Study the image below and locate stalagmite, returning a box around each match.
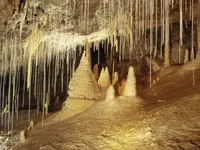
[28,120,34,130]
[152,79,156,85]
[44,102,48,115]
[123,66,136,97]
[98,67,111,89]
[184,49,189,63]
[30,120,34,130]
[20,130,26,144]
[68,51,100,100]
[105,85,115,101]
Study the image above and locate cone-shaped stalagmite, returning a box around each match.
[105,85,115,101]
[184,49,189,64]
[68,51,100,100]
[123,66,136,97]
[20,130,26,144]
[98,67,111,89]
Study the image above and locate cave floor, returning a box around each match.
[17,65,200,150]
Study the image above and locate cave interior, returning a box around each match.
[1,0,200,149]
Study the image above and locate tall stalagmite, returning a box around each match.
[98,67,111,89]
[68,51,100,100]
[123,66,136,97]
[105,85,115,102]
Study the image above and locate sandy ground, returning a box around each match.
[12,65,200,150]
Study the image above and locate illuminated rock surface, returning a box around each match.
[68,51,100,100]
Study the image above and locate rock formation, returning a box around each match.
[123,66,137,97]
[184,49,189,64]
[20,130,26,144]
[105,85,115,102]
[98,67,111,89]
[68,51,100,100]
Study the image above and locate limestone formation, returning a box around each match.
[98,67,111,89]
[20,130,26,144]
[30,120,34,129]
[184,49,189,64]
[123,66,137,97]
[152,80,156,85]
[105,85,115,102]
[68,51,100,100]
[27,120,34,130]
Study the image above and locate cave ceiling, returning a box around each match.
[1,0,199,39]
[0,0,199,74]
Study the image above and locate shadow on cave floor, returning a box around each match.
[15,64,200,150]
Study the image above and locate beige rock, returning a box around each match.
[105,85,115,101]
[98,67,111,89]
[68,51,100,100]
[184,49,189,64]
[152,80,156,85]
[123,66,137,97]
[20,130,26,144]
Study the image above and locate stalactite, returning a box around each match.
[179,0,183,63]
[20,2,27,38]
[23,26,42,89]
[149,0,154,88]
[164,1,170,67]
[155,0,158,58]
[191,0,195,86]
[160,0,164,59]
